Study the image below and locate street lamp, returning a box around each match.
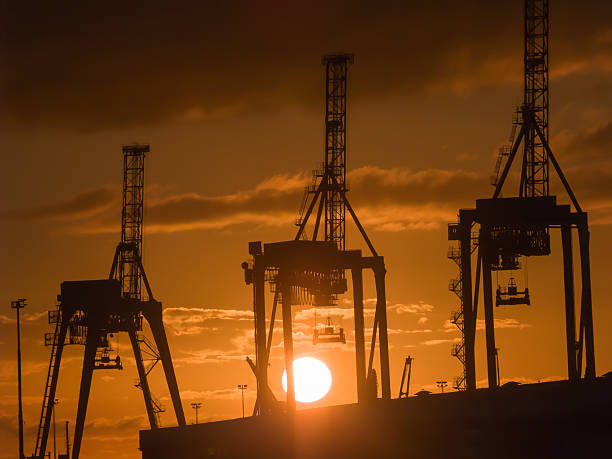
[436,380,448,393]
[11,298,27,459]
[190,402,202,424]
[237,384,248,418]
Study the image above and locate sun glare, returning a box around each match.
[282,357,332,403]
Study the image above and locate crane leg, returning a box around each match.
[254,264,268,414]
[482,256,498,389]
[578,223,595,378]
[352,267,366,402]
[561,224,578,381]
[461,224,476,390]
[72,327,99,459]
[281,279,296,411]
[374,262,391,400]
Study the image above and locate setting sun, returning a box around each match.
[282,357,332,403]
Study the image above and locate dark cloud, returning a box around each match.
[562,122,612,162]
[2,1,611,131]
[9,155,612,233]
[0,415,16,435]
[1,167,487,233]
[546,121,612,222]
[0,186,117,221]
[84,415,146,434]
[113,166,484,232]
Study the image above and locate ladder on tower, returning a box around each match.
[34,308,62,455]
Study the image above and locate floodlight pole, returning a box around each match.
[65,421,70,457]
[237,384,248,418]
[11,298,27,459]
[52,398,59,459]
[190,402,202,424]
[436,380,448,393]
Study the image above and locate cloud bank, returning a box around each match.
[2,2,611,131]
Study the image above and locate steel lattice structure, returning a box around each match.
[522,0,549,197]
[119,146,146,300]
[322,54,351,250]
[295,53,357,306]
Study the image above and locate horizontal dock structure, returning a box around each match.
[140,376,612,459]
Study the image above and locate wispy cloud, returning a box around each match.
[367,328,432,336]
[163,307,253,336]
[84,415,147,435]
[392,302,435,315]
[17,154,612,233]
[443,318,533,332]
[0,357,81,382]
[4,167,486,234]
[174,350,250,366]
[0,311,47,324]
[173,388,253,402]
[420,338,461,346]
[294,306,375,322]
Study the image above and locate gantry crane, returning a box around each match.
[33,145,185,459]
[448,0,595,391]
[243,54,390,415]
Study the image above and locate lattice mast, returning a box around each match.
[116,145,167,429]
[294,53,359,305]
[322,54,351,251]
[120,145,146,300]
[521,0,549,197]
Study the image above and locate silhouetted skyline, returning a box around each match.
[1,2,612,458]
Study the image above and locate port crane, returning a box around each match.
[32,145,185,459]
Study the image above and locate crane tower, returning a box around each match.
[522,0,549,197]
[119,147,145,299]
[322,54,351,250]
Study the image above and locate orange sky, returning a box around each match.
[1,1,612,458]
